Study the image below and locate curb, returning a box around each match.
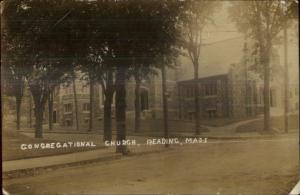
[3,153,122,180]
[2,147,169,180]
[3,148,115,172]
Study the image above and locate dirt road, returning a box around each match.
[3,135,299,194]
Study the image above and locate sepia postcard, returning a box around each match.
[1,0,299,194]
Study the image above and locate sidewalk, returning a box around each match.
[2,143,166,179]
[4,117,297,177]
[3,148,119,172]
[3,133,296,180]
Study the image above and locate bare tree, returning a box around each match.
[180,0,218,135]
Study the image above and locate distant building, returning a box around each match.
[178,74,230,119]
[25,80,104,130]
[56,80,103,129]
[177,70,259,120]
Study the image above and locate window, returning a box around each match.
[80,84,88,94]
[205,83,217,96]
[206,109,217,118]
[190,86,194,97]
[63,87,68,95]
[64,86,72,95]
[188,112,195,120]
[64,103,72,113]
[81,85,89,94]
[186,87,189,97]
[65,119,72,126]
[186,86,195,97]
[198,83,201,93]
[83,103,90,112]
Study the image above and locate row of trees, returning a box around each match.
[2,0,189,154]
[2,0,297,154]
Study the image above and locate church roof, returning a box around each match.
[177,74,228,84]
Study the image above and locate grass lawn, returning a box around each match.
[236,114,299,133]
[2,123,103,161]
[199,117,257,127]
[125,117,258,133]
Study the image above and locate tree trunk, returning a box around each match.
[89,77,94,131]
[244,40,249,116]
[102,71,115,142]
[15,95,22,130]
[103,92,113,142]
[162,64,169,148]
[34,105,44,138]
[283,22,289,133]
[31,90,47,138]
[257,8,271,132]
[134,77,141,133]
[194,62,200,135]
[263,46,271,132]
[115,67,127,154]
[72,76,79,131]
[28,80,47,138]
[48,89,54,130]
[29,95,32,128]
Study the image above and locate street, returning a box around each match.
[3,135,299,195]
